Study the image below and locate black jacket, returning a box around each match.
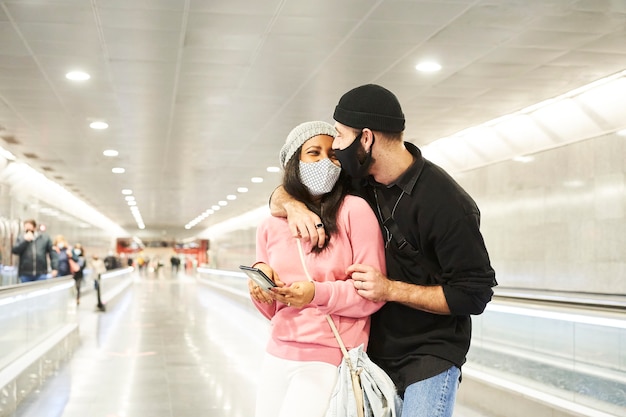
[356,142,496,392]
[12,233,58,277]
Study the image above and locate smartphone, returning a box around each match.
[239,265,277,291]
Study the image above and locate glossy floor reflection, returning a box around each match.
[13,272,486,417]
[15,273,268,417]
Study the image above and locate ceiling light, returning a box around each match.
[128,201,137,206]
[66,71,90,81]
[218,201,227,206]
[415,61,442,72]
[266,166,280,173]
[121,189,133,195]
[251,177,263,183]
[0,148,16,161]
[112,167,125,174]
[563,180,585,188]
[90,121,109,130]
[103,149,118,157]
[226,195,236,200]
[39,207,59,216]
[420,69,626,174]
[237,187,249,193]
[212,205,220,211]
[512,156,534,163]
[125,196,135,201]
[129,204,144,229]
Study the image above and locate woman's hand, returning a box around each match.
[248,263,283,304]
[271,281,315,308]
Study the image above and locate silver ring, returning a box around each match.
[315,223,324,229]
[287,302,291,307]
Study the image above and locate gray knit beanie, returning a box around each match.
[279,121,336,169]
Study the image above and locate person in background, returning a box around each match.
[12,219,58,282]
[270,85,497,417]
[248,121,387,417]
[90,254,107,311]
[137,253,147,274]
[153,257,164,275]
[104,251,118,270]
[170,252,181,274]
[53,235,76,279]
[72,243,86,305]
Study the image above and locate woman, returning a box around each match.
[53,235,75,279]
[248,121,386,417]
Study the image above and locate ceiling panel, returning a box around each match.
[0,0,624,239]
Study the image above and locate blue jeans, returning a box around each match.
[19,274,48,283]
[401,365,460,417]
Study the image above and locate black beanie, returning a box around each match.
[333,84,405,133]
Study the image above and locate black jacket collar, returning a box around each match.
[366,142,425,195]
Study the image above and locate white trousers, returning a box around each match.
[255,353,338,417]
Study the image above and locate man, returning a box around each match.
[90,254,107,311]
[270,84,496,417]
[103,251,118,270]
[170,253,181,274]
[12,219,58,282]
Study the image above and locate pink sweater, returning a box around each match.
[252,195,386,366]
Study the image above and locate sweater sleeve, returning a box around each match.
[250,221,277,320]
[314,196,386,317]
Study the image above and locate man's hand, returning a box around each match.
[347,263,392,303]
[284,200,326,249]
[270,186,326,248]
[348,264,451,314]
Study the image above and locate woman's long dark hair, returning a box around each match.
[283,148,349,254]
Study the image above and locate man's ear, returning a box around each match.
[361,128,375,150]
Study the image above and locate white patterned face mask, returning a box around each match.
[299,158,342,196]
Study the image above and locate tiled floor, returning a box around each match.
[13,272,488,417]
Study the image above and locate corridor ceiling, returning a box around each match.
[1,0,625,238]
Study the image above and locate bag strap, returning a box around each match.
[295,239,351,361]
[373,188,442,281]
[297,239,366,417]
[374,188,412,251]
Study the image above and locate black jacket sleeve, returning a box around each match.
[434,213,496,316]
[12,237,28,255]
